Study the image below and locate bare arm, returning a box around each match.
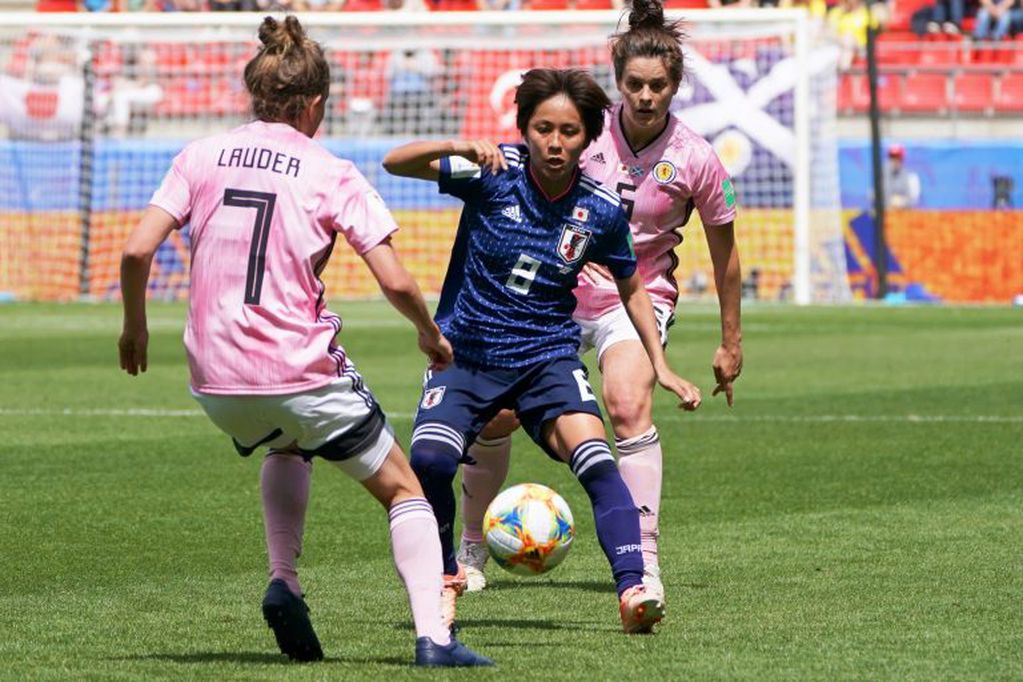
[615,271,701,411]
[704,220,743,406]
[119,205,178,375]
[382,139,507,181]
[361,239,452,370]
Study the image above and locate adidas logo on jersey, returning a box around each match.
[590,152,606,164]
[501,204,522,223]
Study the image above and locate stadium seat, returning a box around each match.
[952,71,994,113]
[876,35,916,65]
[993,72,1023,112]
[837,72,856,113]
[898,72,948,113]
[662,0,708,7]
[574,0,613,8]
[525,0,570,8]
[916,43,962,67]
[887,0,933,32]
[844,72,902,113]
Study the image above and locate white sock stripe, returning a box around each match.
[474,435,512,448]
[412,423,465,447]
[570,440,613,476]
[574,450,615,478]
[389,499,437,527]
[411,423,465,453]
[615,427,660,455]
[569,442,610,471]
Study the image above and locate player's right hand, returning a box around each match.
[657,370,702,411]
[452,139,507,174]
[419,331,453,372]
[118,326,149,376]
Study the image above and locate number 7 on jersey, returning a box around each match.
[223,188,277,305]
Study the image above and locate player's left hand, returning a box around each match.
[578,262,613,286]
[119,325,149,376]
[712,343,743,407]
[657,371,702,411]
[419,331,454,372]
[452,139,507,175]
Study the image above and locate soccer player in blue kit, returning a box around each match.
[382,68,702,634]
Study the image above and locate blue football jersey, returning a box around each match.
[434,144,636,368]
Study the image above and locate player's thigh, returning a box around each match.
[515,357,604,461]
[599,340,656,436]
[480,409,520,439]
[360,441,425,508]
[278,377,396,481]
[414,363,509,451]
[541,411,608,463]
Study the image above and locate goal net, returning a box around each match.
[0,10,848,304]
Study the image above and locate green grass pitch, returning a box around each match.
[1,301,1021,680]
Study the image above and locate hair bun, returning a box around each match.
[257,15,301,56]
[628,0,666,31]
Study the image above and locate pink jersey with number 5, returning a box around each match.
[574,103,737,321]
[149,120,397,395]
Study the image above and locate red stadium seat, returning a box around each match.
[993,72,1023,112]
[952,71,994,113]
[916,43,962,67]
[574,0,613,8]
[876,36,916,65]
[844,72,902,113]
[526,0,569,8]
[888,0,932,32]
[662,0,707,7]
[837,73,856,113]
[898,72,948,113]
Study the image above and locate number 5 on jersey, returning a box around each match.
[223,188,277,305]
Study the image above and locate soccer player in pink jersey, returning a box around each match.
[117,16,491,668]
[455,0,743,611]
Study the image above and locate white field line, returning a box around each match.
[0,408,1020,424]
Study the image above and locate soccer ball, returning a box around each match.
[482,483,575,576]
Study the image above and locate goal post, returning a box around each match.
[0,9,849,304]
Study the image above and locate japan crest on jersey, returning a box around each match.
[420,386,446,409]
[557,224,591,264]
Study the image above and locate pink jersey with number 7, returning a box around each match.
[574,103,737,321]
[149,120,397,395]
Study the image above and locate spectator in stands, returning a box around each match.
[100,45,163,137]
[828,0,872,68]
[883,144,921,209]
[477,0,521,9]
[708,0,756,7]
[973,0,1019,41]
[383,48,441,135]
[911,0,966,36]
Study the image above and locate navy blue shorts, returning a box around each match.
[415,355,603,460]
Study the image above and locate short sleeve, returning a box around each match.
[437,154,487,203]
[331,166,398,255]
[149,148,192,226]
[592,207,637,280]
[694,150,738,227]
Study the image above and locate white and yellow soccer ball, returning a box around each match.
[482,483,575,576]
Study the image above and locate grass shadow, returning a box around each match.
[483,578,612,593]
[115,652,407,666]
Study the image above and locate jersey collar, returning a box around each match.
[615,103,673,159]
[526,163,580,203]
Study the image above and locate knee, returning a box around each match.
[409,444,460,483]
[603,393,652,437]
